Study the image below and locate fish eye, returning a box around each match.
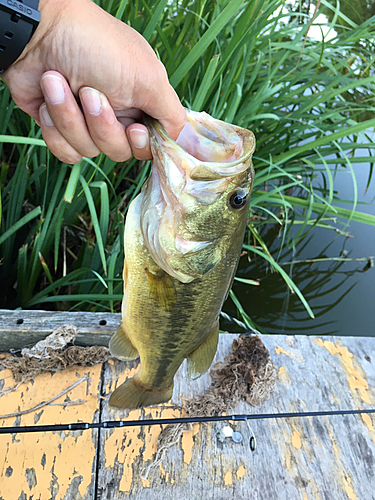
[228,190,247,209]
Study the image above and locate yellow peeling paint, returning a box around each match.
[275,346,287,355]
[159,463,166,477]
[181,422,200,464]
[362,413,373,431]
[291,430,302,449]
[327,422,341,458]
[314,339,373,405]
[103,404,182,492]
[105,412,145,492]
[275,346,305,363]
[345,477,358,500]
[224,471,233,486]
[324,415,362,500]
[278,366,291,386]
[314,338,375,437]
[236,466,246,479]
[0,365,101,500]
[104,364,140,395]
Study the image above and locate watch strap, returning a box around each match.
[0,0,40,73]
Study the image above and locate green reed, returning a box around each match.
[0,0,374,318]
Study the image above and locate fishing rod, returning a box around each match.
[1,407,374,435]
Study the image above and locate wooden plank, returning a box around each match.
[0,363,103,500]
[98,334,375,499]
[0,309,120,350]
[1,310,375,498]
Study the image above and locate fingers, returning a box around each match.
[39,103,83,164]
[79,87,151,161]
[39,71,152,163]
[126,124,152,161]
[40,71,101,163]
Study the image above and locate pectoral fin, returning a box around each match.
[109,324,139,361]
[146,268,177,309]
[169,245,222,282]
[187,322,219,380]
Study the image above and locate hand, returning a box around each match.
[2,0,186,164]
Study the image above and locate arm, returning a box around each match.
[1,0,186,163]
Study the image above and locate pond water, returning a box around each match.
[222,157,375,337]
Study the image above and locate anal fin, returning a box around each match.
[187,322,219,380]
[109,323,139,361]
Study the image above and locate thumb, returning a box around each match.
[134,63,186,141]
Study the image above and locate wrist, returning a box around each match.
[0,0,40,72]
[1,0,77,72]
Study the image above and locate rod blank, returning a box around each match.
[0,408,374,435]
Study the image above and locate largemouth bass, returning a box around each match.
[109,110,255,409]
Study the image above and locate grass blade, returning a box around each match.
[170,0,245,88]
[0,207,41,245]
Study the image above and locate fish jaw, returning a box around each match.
[142,110,255,283]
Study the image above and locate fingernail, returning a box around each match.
[80,87,102,116]
[39,104,54,127]
[128,129,148,149]
[41,74,65,105]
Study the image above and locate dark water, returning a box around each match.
[222,158,375,337]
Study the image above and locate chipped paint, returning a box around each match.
[275,346,305,363]
[323,418,361,499]
[275,346,287,355]
[104,364,140,395]
[181,422,200,464]
[278,366,291,386]
[314,338,375,437]
[0,365,101,500]
[2,330,375,497]
[103,403,181,491]
[104,410,145,492]
[236,466,246,479]
[291,430,302,449]
[141,478,151,488]
[224,471,233,486]
[326,421,341,458]
[345,476,358,500]
[314,339,372,404]
[362,413,373,431]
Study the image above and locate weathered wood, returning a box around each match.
[0,309,375,499]
[0,309,120,350]
[98,334,375,499]
[0,363,102,500]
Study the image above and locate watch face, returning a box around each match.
[0,0,40,71]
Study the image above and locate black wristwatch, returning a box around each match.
[0,0,40,73]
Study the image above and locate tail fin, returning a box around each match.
[109,376,173,409]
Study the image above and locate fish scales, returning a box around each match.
[109,110,255,409]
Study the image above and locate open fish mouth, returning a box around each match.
[145,109,255,188]
[141,109,256,283]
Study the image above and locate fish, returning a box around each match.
[109,109,255,409]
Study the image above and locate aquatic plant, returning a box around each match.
[0,0,374,322]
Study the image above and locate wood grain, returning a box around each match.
[0,309,119,350]
[0,310,375,499]
[98,334,375,499]
[0,363,102,500]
